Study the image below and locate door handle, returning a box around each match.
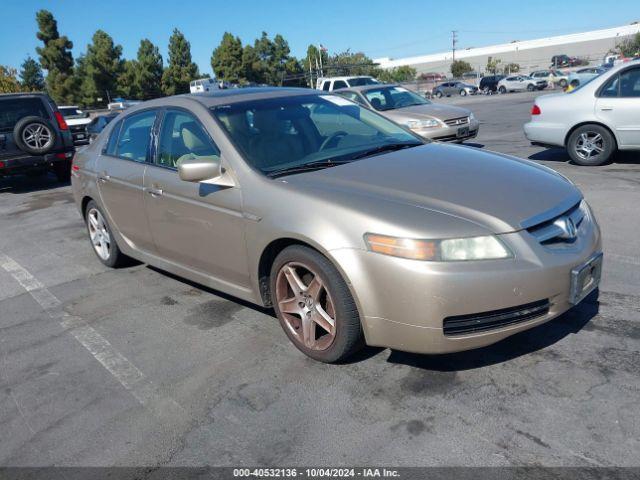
[148,187,163,197]
[97,174,111,183]
[600,106,613,111]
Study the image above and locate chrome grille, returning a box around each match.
[444,116,469,127]
[527,201,585,245]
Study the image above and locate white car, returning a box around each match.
[59,105,92,146]
[498,75,547,93]
[524,60,640,166]
[530,70,569,88]
[316,76,379,91]
[190,77,219,93]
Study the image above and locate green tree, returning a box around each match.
[81,30,124,106]
[211,32,244,83]
[486,57,501,74]
[302,44,329,87]
[0,66,21,93]
[616,32,640,57]
[162,28,199,96]
[377,65,417,83]
[136,39,163,99]
[502,63,520,74]
[326,49,378,77]
[118,59,140,99]
[19,56,45,91]
[35,9,76,103]
[242,44,261,83]
[450,60,473,78]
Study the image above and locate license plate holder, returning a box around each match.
[457,126,469,138]
[569,252,603,305]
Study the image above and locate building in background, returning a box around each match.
[375,22,640,77]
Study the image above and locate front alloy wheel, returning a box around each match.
[271,245,363,363]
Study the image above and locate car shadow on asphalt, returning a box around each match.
[529,148,639,166]
[385,289,600,372]
[0,173,70,194]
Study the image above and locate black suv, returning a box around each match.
[479,75,505,92]
[0,93,75,182]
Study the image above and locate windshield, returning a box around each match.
[363,86,431,111]
[347,77,379,86]
[212,94,422,176]
[59,107,84,117]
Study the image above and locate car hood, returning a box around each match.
[284,143,581,234]
[381,103,470,122]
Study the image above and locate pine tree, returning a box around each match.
[136,39,163,99]
[19,56,45,91]
[81,30,124,106]
[118,59,140,99]
[34,10,76,103]
[162,29,199,96]
[211,32,244,83]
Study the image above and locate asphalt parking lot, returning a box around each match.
[0,91,639,467]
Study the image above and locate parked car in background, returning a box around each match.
[190,77,219,93]
[87,112,120,142]
[0,93,74,181]
[479,75,505,93]
[335,84,479,142]
[419,72,447,82]
[107,99,141,111]
[525,60,640,166]
[550,54,581,68]
[530,70,569,88]
[568,67,606,87]
[432,81,478,98]
[71,87,601,363]
[316,76,380,91]
[498,75,547,93]
[59,105,92,146]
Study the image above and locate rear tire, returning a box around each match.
[270,245,363,363]
[498,86,506,94]
[459,89,467,96]
[567,124,615,166]
[527,84,535,91]
[435,91,443,98]
[559,79,567,88]
[84,200,130,268]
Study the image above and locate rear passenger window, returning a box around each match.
[619,68,640,98]
[105,120,122,156]
[333,80,348,90]
[115,111,156,162]
[322,82,331,91]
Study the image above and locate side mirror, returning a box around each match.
[178,155,222,183]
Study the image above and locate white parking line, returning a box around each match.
[0,253,187,418]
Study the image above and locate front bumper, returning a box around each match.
[416,118,480,142]
[330,217,601,354]
[0,150,74,176]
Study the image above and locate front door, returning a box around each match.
[97,110,157,253]
[596,66,640,148]
[143,109,250,289]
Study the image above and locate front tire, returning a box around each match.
[559,79,568,88]
[567,124,615,166]
[435,91,443,98]
[84,200,129,267]
[459,89,467,96]
[271,245,363,363]
[527,83,535,91]
[498,86,506,94]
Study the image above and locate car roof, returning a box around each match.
[122,87,324,113]
[337,84,399,93]
[0,92,49,99]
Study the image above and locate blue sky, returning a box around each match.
[1,0,638,75]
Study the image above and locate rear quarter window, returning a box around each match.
[0,97,49,132]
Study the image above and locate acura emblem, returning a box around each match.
[554,216,577,240]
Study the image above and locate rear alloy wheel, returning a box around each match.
[559,79,567,88]
[435,91,443,98]
[527,84,535,91]
[271,246,363,363]
[567,125,615,166]
[85,201,129,267]
[459,89,467,96]
[498,86,506,94]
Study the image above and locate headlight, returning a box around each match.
[404,118,441,130]
[364,233,512,261]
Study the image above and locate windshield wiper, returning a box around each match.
[266,159,353,178]
[350,142,421,160]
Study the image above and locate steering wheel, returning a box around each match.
[320,131,348,151]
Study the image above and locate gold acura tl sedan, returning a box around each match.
[71,88,602,363]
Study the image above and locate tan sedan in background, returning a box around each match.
[71,87,602,363]
[335,84,479,142]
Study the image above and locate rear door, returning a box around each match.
[96,109,157,253]
[596,66,640,147]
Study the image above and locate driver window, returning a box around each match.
[157,110,220,169]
